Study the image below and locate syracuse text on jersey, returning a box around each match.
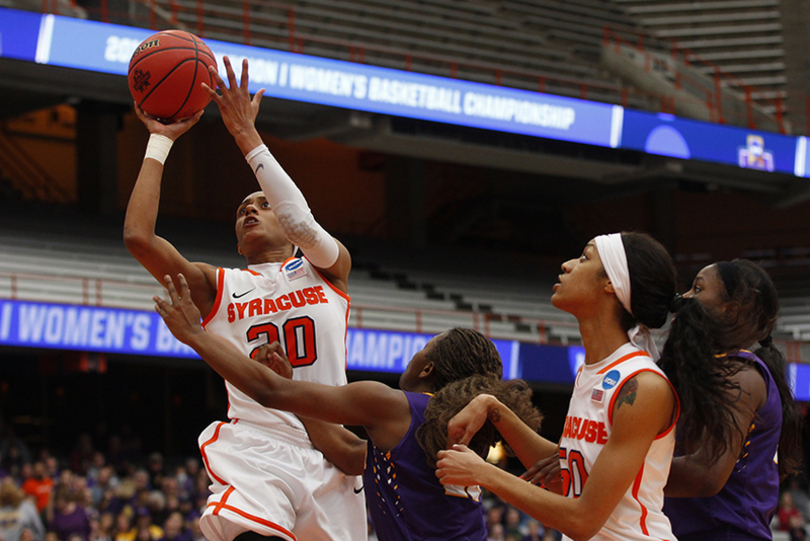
[562,415,609,445]
[226,285,331,322]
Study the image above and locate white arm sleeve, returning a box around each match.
[245,144,339,268]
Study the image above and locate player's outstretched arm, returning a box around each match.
[124,105,217,316]
[437,372,675,541]
[301,418,367,476]
[253,342,367,476]
[156,273,411,451]
[203,57,351,291]
[448,394,558,469]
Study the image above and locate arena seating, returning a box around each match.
[610,0,786,112]
[0,226,582,344]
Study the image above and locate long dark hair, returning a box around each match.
[660,259,802,478]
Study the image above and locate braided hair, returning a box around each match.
[425,328,504,391]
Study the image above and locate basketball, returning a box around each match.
[128,30,218,122]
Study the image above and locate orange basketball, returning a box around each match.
[128,30,218,121]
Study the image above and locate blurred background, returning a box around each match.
[1,0,810,539]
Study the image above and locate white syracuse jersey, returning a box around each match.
[559,343,679,541]
[202,257,350,430]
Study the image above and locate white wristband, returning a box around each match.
[145,134,174,165]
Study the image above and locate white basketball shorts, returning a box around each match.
[198,420,367,541]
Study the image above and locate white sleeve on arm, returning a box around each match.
[245,144,339,268]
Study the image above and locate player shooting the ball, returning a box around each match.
[124,56,366,541]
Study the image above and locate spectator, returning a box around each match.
[787,478,810,521]
[522,520,544,541]
[132,508,162,541]
[0,477,45,541]
[91,467,118,508]
[157,512,189,541]
[113,512,134,541]
[504,506,524,540]
[488,523,506,541]
[48,488,91,541]
[145,456,163,493]
[781,492,805,531]
[790,514,808,541]
[93,512,115,541]
[43,458,59,481]
[186,517,204,541]
[22,463,55,515]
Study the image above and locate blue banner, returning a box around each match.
[6,8,619,147]
[622,110,803,176]
[0,299,197,357]
[789,362,810,401]
[5,6,809,173]
[0,8,42,62]
[0,299,523,378]
[518,343,579,385]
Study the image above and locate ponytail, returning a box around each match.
[658,296,746,463]
[754,340,803,478]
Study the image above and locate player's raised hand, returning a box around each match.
[447,394,494,447]
[253,341,294,379]
[134,102,203,140]
[154,274,204,345]
[203,56,265,146]
[435,444,487,487]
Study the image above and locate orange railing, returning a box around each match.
[603,26,788,134]
[33,0,801,135]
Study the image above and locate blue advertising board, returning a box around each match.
[5,8,806,172]
[0,299,522,378]
[5,9,620,148]
[0,299,198,358]
[789,362,810,401]
[621,110,804,176]
[518,342,580,385]
[0,8,42,62]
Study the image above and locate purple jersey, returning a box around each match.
[364,391,488,541]
[664,350,782,540]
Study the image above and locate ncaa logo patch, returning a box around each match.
[284,258,307,281]
[602,370,620,390]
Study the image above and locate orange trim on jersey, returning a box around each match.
[596,351,650,375]
[342,296,350,370]
[308,259,351,303]
[245,268,262,277]
[631,464,649,536]
[199,421,227,485]
[607,369,680,439]
[202,268,226,329]
[209,501,297,541]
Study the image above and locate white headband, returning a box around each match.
[594,233,660,360]
[594,234,632,315]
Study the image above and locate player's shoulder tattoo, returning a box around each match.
[615,376,639,410]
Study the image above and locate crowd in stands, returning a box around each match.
[3,425,808,541]
[0,427,568,541]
